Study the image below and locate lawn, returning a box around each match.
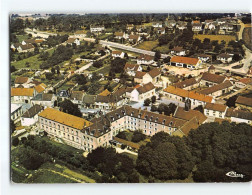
[154,44,170,54]
[242,27,252,50]
[193,34,236,45]
[16,34,29,42]
[11,48,55,69]
[135,40,159,51]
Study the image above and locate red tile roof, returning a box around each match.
[236,96,252,107]
[205,102,227,112]
[170,56,199,65]
[148,68,161,78]
[135,71,146,79]
[11,88,34,97]
[201,72,226,84]
[15,77,29,84]
[200,80,233,95]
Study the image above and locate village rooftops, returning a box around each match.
[112,50,123,55]
[199,80,233,95]
[239,78,252,85]
[208,65,215,70]
[174,107,207,124]
[38,108,92,130]
[236,96,252,107]
[173,78,197,88]
[129,34,140,40]
[66,38,78,43]
[11,88,34,97]
[135,71,147,79]
[170,56,199,65]
[22,104,44,118]
[137,54,154,61]
[70,91,85,101]
[205,102,227,112]
[171,47,184,52]
[20,44,34,50]
[148,68,161,78]
[99,89,111,97]
[34,83,47,93]
[217,53,232,59]
[32,93,54,101]
[201,72,226,84]
[225,108,252,121]
[95,94,123,103]
[163,85,213,103]
[124,63,140,72]
[15,77,29,84]
[136,82,155,94]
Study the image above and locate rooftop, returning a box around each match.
[236,96,252,107]
[201,72,226,84]
[170,56,199,65]
[22,104,44,118]
[11,88,34,97]
[200,80,233,95]
[205,102,227,112]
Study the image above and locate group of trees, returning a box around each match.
[87,147,139,183]
[42,34,69,48]
[59,99,82,117]
[109,57,127,76]
[151,103,177,116]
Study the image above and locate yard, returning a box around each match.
[154,44,170,54]
[16,34,29,42]
[135,40,159,51]
[193,34,236,45]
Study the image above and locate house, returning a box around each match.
[96,46,109,55]
[192,23,202,32]
[70,91,85,108]
[197,54,211,62]
[170,56,202,69]
[177,21,187,30]
[126,24,134,30]
[38,108,104,152]
[131,82,155,102]
[170,47,186,56]
[66,38,80,46]
[152,22,162,28]
[112,51,124,58]
[225,108,252,125]
[165,20,176,27]
[17,44,35,53]
[31,93,57,108]
[74,30,86,37]
[11,104,23,123]
[128,34,141,43]
[156,27,165,34]
[34,83,47,94]
[200,72,227,87]
[173,78,199,90]
[114,32,127,40]
[174,106,207,124]
[235,78,252,88]
[192,20,200,24]
[235,96,252,111]
[217,53,233,63]
[95,94,125,113]
[21,105,44,126]
[124,63,142,76]
[199,80,233,97]
[204,103,228,119]
[90,25,105,33]
[83,95,96,109]
[137,54,154,65]
[14,77,32,88]
[134,68,161,85]
[163,86,214,109]
[11,43,22,51]
[57,90,69,101]
[11,88,35,104]
[208,65,216,74]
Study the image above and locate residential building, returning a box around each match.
[235,78,252,88]
[204,103,228,118]
[200,72,227,87]
[34,83,47,94]
[163,85,214,109]
[225,108,252,125]
[152,22,162,28]
[173,78,199,90]
[124,63,142,76]
[217,53,233,63]
[31,93,57,108]
[11,88,35,104]
[66,38,80,46]
[112,51,125,58]
[197,54,211,62]
[83,95,96,109]
[137,54,154,65]
[90,25,105,33]
[192,23,202,32]
[128,34,141,43]
[21,105,44,126]
[170,47,186,56]
[127,82,155,102]
[11,104,23,123]
[126,24,134,30]
[14,77,32,88]
[70,91,85,108]
[199,80,233,97]
[17,44,35,53]
[114,32,128,40]
[170,56,202,69]
[235,96,252,111]
[134,68,161,85]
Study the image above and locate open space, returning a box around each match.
[193,34,236,44]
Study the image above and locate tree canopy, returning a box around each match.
[59,99,82,117]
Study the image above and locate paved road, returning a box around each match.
[25,28,57,38]
[99,40,169,58]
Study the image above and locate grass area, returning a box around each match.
[11,48,55,69]
[63,168,95,183]
[94,64,111,75]
[135,40,159,51]
[98,33,113,40]
[154,44,170,53]
[193,34,236,45]
[242,27,252,50]
[16,34,29,42]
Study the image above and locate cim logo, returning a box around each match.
[226,171,245,178]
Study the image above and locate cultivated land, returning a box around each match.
[193,34,236,44]
[242,27,252,50]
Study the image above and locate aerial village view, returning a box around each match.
[10,13,252,183]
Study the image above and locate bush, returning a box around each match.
[144,98,151,106]
[131,130,146,143]
[12,137,19,146]
[116,131,127,140]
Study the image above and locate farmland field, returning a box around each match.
[193,34,236,44]
[135,40,159,51]
[242,27,252,50]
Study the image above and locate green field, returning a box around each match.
[154,44,170,53]
[193,34,236,44]
[135,40,159,51]
[16,34,29,42]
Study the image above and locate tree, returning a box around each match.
[25,62,30,67]
[136,132,194,180]
[45,72,54,80]
[151,95,156,104]
[12,137,19,146]
[157,103,176,116]
[59,99,82,117]
[151,105,158,112]
[74,74,87,85]
[124,52,129,59]
[163,56,171,63]
[131,130,146,143]
[226,95,238,108]
[51,67,55,74]
[88,82,101,95]
[110,57,126,74]
[10,120,16,134]
[116,131,127,140]
[186,122,252,182]
[144,98,151,106]
[93,60,103,68]
[10,66,17,73]
[154,51,161,62]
